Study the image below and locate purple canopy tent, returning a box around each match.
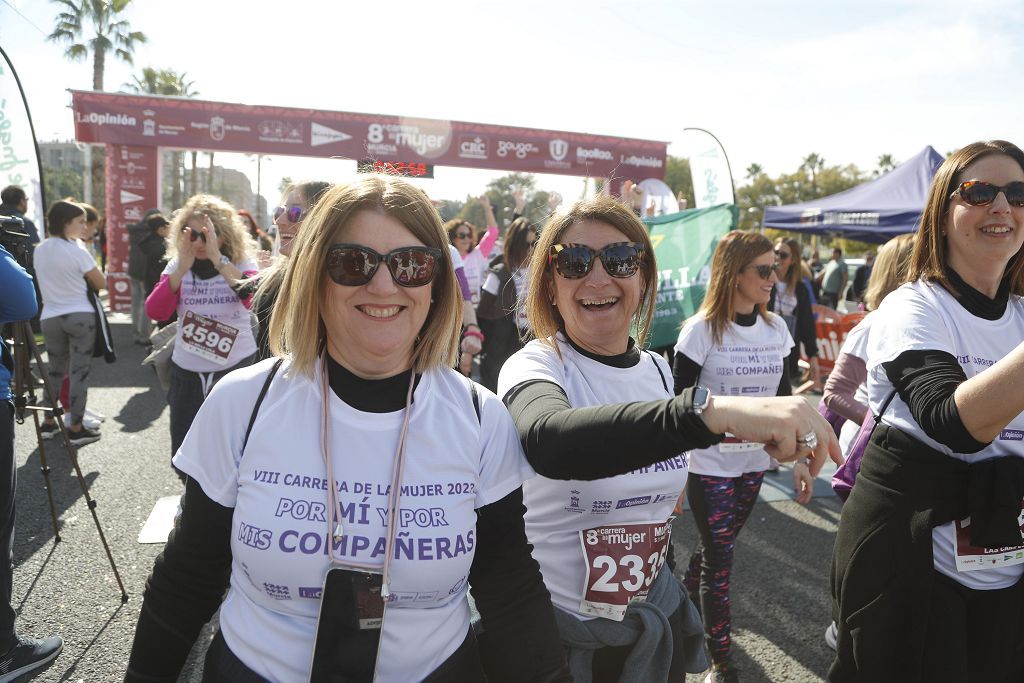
[762,146,944,244]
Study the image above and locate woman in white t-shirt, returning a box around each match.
[145,194,260,476]
[127,176,571,683]
[832,140,1024,681]
[34,200,106,446]
[445,195,500,306]
[498,197,839,683]
[672,231,815,683]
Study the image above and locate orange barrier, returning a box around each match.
[805,306,866,375]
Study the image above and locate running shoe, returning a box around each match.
[67,426,101,447]
[63,413,102,430]
[825,621,838,651]
[84,407,106,422]
[704,664,739,683]
[0,635,63,682]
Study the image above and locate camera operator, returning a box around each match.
[0,187,39,247]
[0,242,63,679]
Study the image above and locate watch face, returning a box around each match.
[693,386,711,411]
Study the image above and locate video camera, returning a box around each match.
[0,214,32,268]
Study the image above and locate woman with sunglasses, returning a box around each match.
[446,195,501,306]
[145,194,259,475]
[477,214,538,391]
[831,140,1024,682]
[498,197,839,683]
[673,231,818,683]
[127,176,570,683]
[770,238,822,391]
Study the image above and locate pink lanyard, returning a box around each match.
[320,356,415,599]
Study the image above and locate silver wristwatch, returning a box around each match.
[691,386,711,415]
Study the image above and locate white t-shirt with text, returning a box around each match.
[867,280,1024,590]
[174,359,532,681]
[674,311,795,477]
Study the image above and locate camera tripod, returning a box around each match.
[4,320,128,603]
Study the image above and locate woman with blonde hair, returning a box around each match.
[832,140,1024,681]
[498,199,839,683]
[673,230,814,682]
[145,194,259,473]
[770,237,821,390]
[127,176,571,682]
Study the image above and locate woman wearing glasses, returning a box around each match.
[145,194,259,474]
[127,176,570,683]
[498,197,839,683]
[673,231,814,683]
[832,140,1024,682]
[249,181,332,360]
[477,214,538,391]
[770,237,821,390]
[446,195,500,305]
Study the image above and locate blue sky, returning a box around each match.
[3,0,1023,205]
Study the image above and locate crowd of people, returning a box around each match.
[0,137,1023,682]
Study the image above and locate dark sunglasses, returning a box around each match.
[326,244,443,288]
[774,249,791,259]
[274,205,307,223]
[950,180,1024,207]
[453,231,472,239]
[549,242,645,279]
[185,227,207,243]
[744,263,780,279]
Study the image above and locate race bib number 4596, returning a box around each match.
[178,310,239,365]
[578,518,673,620]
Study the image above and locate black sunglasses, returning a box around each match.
[274,205,307,223]
[549,242,645,279]
[326,244,443,288]
[774,249,791,259]
[950,180,1024,208]
[453,231,472,239]
[744,263,780,279]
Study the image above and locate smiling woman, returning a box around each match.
[497,197,840,683]
[127,176,572,683]
[831,140,1024,682]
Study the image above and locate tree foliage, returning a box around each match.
[663,156,695,209]
[43,164,84,206]
[454,173,550,231]
[48,0,146,91]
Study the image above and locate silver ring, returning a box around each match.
[797,431,818,449]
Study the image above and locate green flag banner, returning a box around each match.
[644,204,738,350]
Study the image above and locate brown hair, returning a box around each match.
[525,195,657,348]
[910,140,1024,295]
[775,237,804,290]
[268,176,461,376]
[445,219,477,251]
[699,231,774,345]
[45,200,86,239]
[504,217,535,272]
[864,233,915,311]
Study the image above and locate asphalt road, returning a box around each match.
[10,319,841,682]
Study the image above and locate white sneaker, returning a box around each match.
[825,621,838,651]
[84,407,106,422]
[63,413,102,430]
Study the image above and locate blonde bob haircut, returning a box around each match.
[525,195,657,348]
[268,176,461,377]
[864,233,915,311]
[166,194,257,264]
[699,231,774,345]
[910,140,1024,296]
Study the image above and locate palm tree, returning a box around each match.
[122,67,197,207]
[745,163,764,181]
[48,0,147,91]
[801,153,825,192]
[876,153,897,176]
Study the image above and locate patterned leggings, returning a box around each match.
[40,312,95,425]
[683,470,765,666]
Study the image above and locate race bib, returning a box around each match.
[578,518,673,620]
[719,434,763,453]
[178,310,239,366]
[954,504,1024,572]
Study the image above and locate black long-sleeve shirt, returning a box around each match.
[503,336,722,481]
[879,269,1010,454]
[126,357,569,682]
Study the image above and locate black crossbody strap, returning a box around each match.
[242,358,284,456]
[644,349,670,394]
[875,387,898,421]
[469,377,481,424]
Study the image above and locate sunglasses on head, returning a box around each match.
[950,180,1024,207]
[549,242,645,279]
[274,205,307,223]
[326,244,443,288]
[745,263,780,279]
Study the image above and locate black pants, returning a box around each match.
[167,355,254,464]
[918,570,1024,682]
[0,402,19,651]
